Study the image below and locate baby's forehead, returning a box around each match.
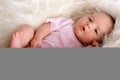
[92,12,111,19]
[93,13,113,35]
[92,12,112,23]
[87,12,106,18]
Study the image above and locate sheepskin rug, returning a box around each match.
[0,0,120,48]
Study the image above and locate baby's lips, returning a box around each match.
[83,27,85,31]
[80,26,85,31]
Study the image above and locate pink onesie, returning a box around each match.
[41,18,84,48]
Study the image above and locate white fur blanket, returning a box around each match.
[0,0,120,48]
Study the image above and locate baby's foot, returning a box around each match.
[10,25,34,48]
[10,31,24,48]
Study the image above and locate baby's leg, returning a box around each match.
[10,25,34,48]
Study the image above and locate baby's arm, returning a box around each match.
[30,22,51,48]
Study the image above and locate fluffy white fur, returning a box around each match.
[0,0,120,47]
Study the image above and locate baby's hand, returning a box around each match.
[86,45,98,48]
[30,38,42,48]
[86,41,100,48]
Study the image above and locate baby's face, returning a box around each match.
[74,12,113,44]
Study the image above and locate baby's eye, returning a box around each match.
[94,28,98,34]
[88,17,93,22]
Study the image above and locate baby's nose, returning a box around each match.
[86,23,96,29]
[86,23,91,29]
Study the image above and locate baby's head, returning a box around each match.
[74,12,115,47]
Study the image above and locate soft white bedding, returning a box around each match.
[0,0,120,47]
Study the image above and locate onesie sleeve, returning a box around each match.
[46,17,74,32]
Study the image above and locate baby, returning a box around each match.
[10,12,115,48]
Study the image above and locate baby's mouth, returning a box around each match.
[82,27,85,31]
